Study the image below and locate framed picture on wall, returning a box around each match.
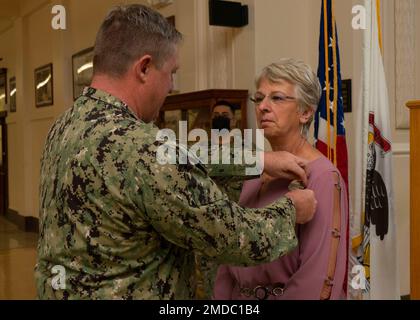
[0,68,7,111]
[72,47,94,100]
[34,63,53,107]
[9,77,16,112]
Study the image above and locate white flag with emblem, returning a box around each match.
[349,0,400,300]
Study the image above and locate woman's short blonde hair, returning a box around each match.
[256,58,321,137]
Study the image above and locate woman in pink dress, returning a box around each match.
[213,59,348,300]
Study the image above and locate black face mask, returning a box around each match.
[212,116,231,131]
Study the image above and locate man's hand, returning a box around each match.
[285,189,317,224]
[263,151,309,186]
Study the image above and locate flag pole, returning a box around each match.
[322,0,332,160]
[331,0,338,166]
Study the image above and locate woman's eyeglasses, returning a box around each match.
[250,93,296,106]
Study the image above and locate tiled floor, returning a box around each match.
[0,215,38,299]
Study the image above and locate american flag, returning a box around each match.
[314,0,349,296]
[314,0,349,187]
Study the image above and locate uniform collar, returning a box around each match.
[81,86,139,120]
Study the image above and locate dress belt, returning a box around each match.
[239,283,285,300]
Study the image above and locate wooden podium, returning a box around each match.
[407,100,420,300]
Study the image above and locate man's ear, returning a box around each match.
[134,55,152,82]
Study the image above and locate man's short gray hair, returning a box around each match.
[93,4,182,78]
[256,58,321,137]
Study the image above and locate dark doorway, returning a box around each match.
[0,110,8,215]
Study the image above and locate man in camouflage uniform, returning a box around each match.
[35,4,316,299]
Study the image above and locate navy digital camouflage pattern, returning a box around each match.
[35,87,297,299]
[196,143,258,299]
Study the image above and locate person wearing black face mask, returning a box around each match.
[211,100,237,131]
[212,115,231,131]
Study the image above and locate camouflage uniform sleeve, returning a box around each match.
[205,144,259,202]
[132,143,297,267]
[195,254,219,299]
[194,143,261,298]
